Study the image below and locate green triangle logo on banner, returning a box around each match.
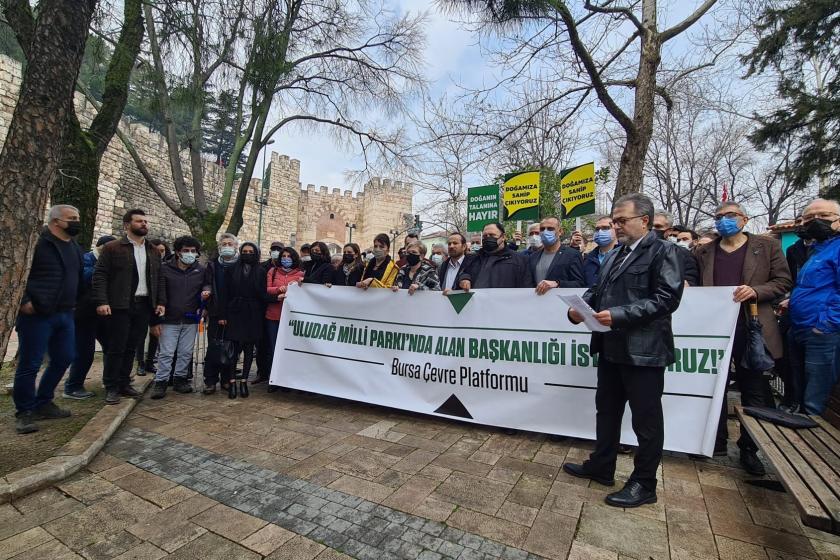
[446,292,474,314]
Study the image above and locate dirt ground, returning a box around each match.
[0,354,107,477]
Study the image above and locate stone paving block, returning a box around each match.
[522,508,575,560]
[418,551,443,560]
[433,472,512,516]
[392,450,440,475]
[383,475,441,514]
[308,525,349,549]
[241,523,296,556]
[566,541,617,560]
[413,497,456,522]
[11,487,68,514]
[507,475,552,509]
[78,530,142,560]
[448,508,528,549]
[714,535,768,560]
[667,507,718,560]
[329,475,393,503]
[265,534,325,560]
[166,531,260,560]
[57,474,122,505]
[111,541,168,560]
[8,538,83,560]
[43,492,160,550]
[191,503,267,541]
[0,527,53,560]
[576,503,668,560]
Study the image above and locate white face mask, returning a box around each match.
[365,253,375,262]
[301,255,312,262]
[372,247,386,259]
[676,240,692,250]
[431,254,444,266]
[667,235,679,243]
[270,250,281,260]
[527,234,542,248]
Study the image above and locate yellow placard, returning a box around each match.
[560,162,595,219]
[502,171,540,221]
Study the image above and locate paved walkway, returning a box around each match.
[1,387,839,559]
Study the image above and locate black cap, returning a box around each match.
[96,235,116,247]
[270,241,284,250]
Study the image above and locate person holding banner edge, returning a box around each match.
[564,192,685,508]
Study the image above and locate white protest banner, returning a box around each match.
[270,285,739,456]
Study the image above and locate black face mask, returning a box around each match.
[63,221,82,237]
[482,237,500,252]
[804,218,837,242]
[652,229,665,240]
[240,253,257,264]
[342,253,355,264]
[406,254,421,266]
[795,225,811,240]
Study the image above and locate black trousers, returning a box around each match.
[716,330,775,452]
[584,358,665,491]
[102,298,151,390]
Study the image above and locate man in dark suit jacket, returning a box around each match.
[530,217,586,294]
[93,209,162,405]
[438,233,474,292]
[563,193,684,508]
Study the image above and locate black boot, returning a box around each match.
[150,381,167,400]
[104,389,121,405]
[202,384,216,395]
[239,379,249,398]
[174,377,193,394]
[228,380,238,399]
[15,411,39,434]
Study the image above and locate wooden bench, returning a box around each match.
[736,406,840,535]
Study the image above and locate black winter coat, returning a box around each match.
[21,229,84,315]
[581,232,685,367]
[303,260,334,285]
[158,260,210,324]
[331,264,364,286]
[216,261,267,343]
[459,247,535,289]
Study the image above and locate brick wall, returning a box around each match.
[0,55,413,254]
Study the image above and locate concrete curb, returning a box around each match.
[0,378,151,504]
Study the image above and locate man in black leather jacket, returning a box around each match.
[563,193,685,508]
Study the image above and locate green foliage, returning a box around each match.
[203,89,248,170]
[742,0,840,197]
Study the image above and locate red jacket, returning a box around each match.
[265,266,304,320]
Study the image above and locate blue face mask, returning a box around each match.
[715,217,742,238]
[540,230,557,246]
[179,252,197,265]
[280,257,293,269]
[593,230,613,247]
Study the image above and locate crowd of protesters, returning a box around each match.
[11,198,840,495]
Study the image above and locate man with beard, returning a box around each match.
[93,209,163,405]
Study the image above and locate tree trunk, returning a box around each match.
[614,25,662,199]
[0,0,97,363]
[50,0,144,249]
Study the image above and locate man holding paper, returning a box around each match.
[563,193,684,508]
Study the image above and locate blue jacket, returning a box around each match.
[583,247,618,287]
[790,235,840,333]
[82,251,97,286]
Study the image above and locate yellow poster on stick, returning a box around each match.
[502,171,540,221]
[560,162,596,219]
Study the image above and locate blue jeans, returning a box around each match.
[13,311,76,414]
[65,314,107,393]
[788,328,840,415]
[156,323,198,382]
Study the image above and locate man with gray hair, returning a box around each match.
[430,243,446,267]
[13,204,84,433]
[563,192,684,508]
[202,233,240,394]
[653,209,700,286]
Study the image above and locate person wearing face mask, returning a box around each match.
[63,234,116,401]
[673,227,698,251]
[150,236,211,400]
[302,241,334,284]
[93,209,162,406]
[331,243,364,287]
[522,223,543,256]
[12,205,85,434]
[653,210,700,286]
[254,241,285,383]
[469,234,482,255]
[531,216,585,295]
[787,198,840,415]
[457,222,534,289]
[583,216,619,288]
[358,234,399,289]
[203,233,240,394]
[215,241,266,398]
[430,244,447,267]
[299,244,313,274]
[694,201,792,474]
[263,247,304,392]
[392,241,442,294]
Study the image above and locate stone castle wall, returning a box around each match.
[0,55,413,254]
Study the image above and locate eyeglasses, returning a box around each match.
[802,212,839,222]
[612,215,644,226]
[713,211,745,221]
